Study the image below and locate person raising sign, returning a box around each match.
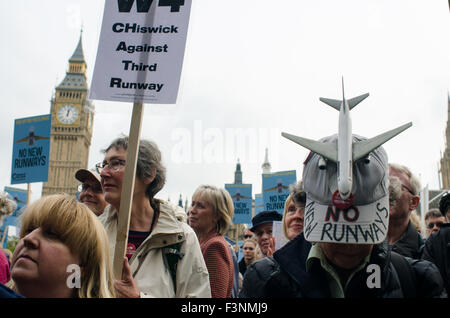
[97,136,211,298]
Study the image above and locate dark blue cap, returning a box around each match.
[250,210,282,232]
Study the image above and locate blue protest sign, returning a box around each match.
[11,114,51,184]
[254,193,264,216]
[1,217,19,249]
[4,186,27,217]
[262,170,297,215]
[225,184,252,224]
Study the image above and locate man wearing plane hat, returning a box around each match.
[240,134,445,298]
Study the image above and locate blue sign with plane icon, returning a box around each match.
[11,114,51,184]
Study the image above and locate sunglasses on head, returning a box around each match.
[244,235,253,239]
[427,222,444,229]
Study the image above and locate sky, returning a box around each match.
[1,0,449,206]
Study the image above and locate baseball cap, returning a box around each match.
[302,134,389,244]
[75,168,101,187]
[250,210,282,232]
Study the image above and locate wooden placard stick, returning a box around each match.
[113,102,144,279]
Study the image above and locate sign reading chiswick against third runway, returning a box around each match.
[90,0,192,104]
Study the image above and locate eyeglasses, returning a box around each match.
[401,184,415,196]
[427,222,444,229]
[78,183,102,194]
[243,235,253,239]
[95,159,126,174]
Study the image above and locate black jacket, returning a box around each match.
[239,232,446,298]
[422,223,450,296]
[391,221,425,259]
[238,258,248,276]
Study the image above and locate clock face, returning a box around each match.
[57,105,79,124]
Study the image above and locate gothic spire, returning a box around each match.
[262,148,271,173]
[234,158,242,184]
[69,30,85,63]
[178,194,183,208]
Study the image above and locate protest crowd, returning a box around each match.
[2,0,449,302]
[1,132,449,299]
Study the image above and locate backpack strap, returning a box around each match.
[162,243,184,294]
[390,251,417,298]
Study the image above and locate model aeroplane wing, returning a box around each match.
[319,97,341,111]
[352,122,412,161]
[282,132,338,162]
[347,93,369,110]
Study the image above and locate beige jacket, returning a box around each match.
[99,200,211,298]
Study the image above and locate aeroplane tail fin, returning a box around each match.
[319,97,341,111]
[352,122,412,161]
[347,93,370,110]
[282,132,338,162]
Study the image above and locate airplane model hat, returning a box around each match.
[301,134,389,244]
[282,80,412,244]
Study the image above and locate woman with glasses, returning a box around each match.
[97,136,211,298]
[75,168,108,216]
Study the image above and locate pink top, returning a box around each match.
[0,250,11,284]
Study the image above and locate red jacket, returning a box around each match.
[200,232,233,298]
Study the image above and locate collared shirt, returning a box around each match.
[306,243,371,298]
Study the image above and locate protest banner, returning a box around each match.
[90,0,192,104]
[4,186,27,217]
[225,184,252,225]
[1,219,19,249]
[272,221,289,250]
[254,193,264,216]
[262,170,296,216]
[89,0,192,279]
[11,114,51,187]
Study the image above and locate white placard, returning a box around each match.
[90,0,192,104]
[273,221,289,251]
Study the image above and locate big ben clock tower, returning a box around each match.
[42,32,95,196]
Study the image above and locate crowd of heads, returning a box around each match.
[1,133,449,299]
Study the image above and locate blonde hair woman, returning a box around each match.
[9,194,115,298]
[188,185,234,298]
[238,238,260,276]
[282,181,306,240]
